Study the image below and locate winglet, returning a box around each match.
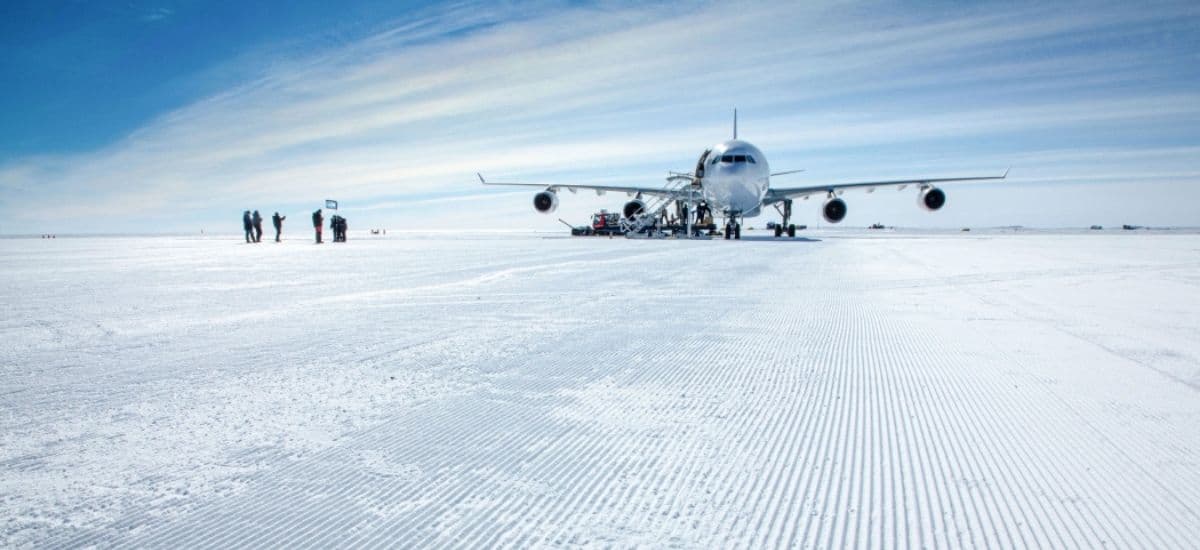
[477,172,486,185]
[733,108,738,140]
[1002,166,1011,179]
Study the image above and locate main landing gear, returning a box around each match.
[773,224,796,238]
[773,199,797,238]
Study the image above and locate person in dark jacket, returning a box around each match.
[695,201,710,225]
[331,215,347,242]
[251,211,263,243]
[312,209,324,243]
[242,210,253,243]
[271,212,286,242]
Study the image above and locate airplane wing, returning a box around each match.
[763,168,1009,204]
[478,173,689,198]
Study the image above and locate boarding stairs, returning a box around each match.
[620,175,700,237]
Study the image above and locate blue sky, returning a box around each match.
[0,0,445,158]
[2,0,1198,233]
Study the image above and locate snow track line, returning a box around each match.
[519,335,740,545]
[921,249,1200,546]
[132,275,648,550]
[973,337,1193,547]
[643,332,764,544]
[477,335,683,545]
[58,329,583,547]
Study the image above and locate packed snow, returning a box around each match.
[2,229,1199,547]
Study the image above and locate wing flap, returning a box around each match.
[478,172,690,199]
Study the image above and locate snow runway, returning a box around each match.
[3,231,1199,547]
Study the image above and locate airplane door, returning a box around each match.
[695,149,712,178]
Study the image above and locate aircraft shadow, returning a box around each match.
[734,235,822,243]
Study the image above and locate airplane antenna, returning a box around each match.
[733,108,738,140]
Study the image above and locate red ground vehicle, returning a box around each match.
[590,210,623,236]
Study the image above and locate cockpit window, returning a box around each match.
[746,156,756,164]
[721,155,733,163]
[734,155,746,163]
[711,156,719,165]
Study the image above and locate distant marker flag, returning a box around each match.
[325,200,338,210]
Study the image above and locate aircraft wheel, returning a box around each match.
[774,225,782,238]
[787,224,796,238]
[734,224,741,240]
[724,224,731,240]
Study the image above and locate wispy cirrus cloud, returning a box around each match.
[2,1,1198,233]
[140,8,174,23]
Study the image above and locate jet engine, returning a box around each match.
[623,199,648,219]
[533,190,559,214]
[919,186,946,211]
[822,197,848,223]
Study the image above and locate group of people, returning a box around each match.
[669,201,712,227]
[241,210,287,243]
[309,209,349,243]
[240,208,351,243]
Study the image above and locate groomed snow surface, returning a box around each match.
[3,230,1200,548]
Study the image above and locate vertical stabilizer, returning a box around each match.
[733,108,738,140]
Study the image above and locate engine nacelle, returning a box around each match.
[919,186,946,211]
[822,197,847,224]
[533,190,559,214]
[623,199,648,219]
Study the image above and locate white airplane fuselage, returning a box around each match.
[698,139,770,218]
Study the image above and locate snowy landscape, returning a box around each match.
[3,230,1200,547]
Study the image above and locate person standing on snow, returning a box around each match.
[272,212,286,242]
[330,215,343,242]
[312,209,324,243]
[251,210,264,243]
[242,210,253,243]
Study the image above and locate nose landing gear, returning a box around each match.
[723,215,743,240]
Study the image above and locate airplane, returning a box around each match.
[479,111,1008,239]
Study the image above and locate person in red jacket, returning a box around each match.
[312,209,324,243]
